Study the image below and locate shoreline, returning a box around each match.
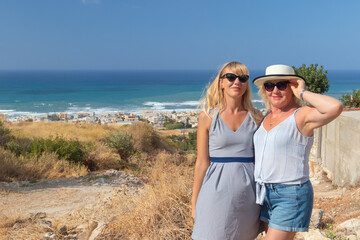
[0,109,203,128]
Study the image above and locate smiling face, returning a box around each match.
[220,67,248,99]
[264,79,294,109]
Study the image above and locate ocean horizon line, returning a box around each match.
[1,69,360,72]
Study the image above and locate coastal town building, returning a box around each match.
[4,110,200,128]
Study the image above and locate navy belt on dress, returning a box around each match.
[210,157,254,163]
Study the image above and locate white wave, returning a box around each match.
[179,101,200,106]
[143,101,200,107]
[66,106,122,114]
[0,109,15,113]
[252,99,263,103]
[1,110,47,117]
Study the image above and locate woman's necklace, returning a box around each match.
[268,111,287,127]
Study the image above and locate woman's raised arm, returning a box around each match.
[291,79,343,136]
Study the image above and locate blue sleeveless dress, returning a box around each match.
[192,112,261,240]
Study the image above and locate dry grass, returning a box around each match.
[85,143,122,171]
[5,121,123,142]
[0,213,47,240]
[0,148,88,181]
[100,152,195,239]
[2,121,134,179]
[0,152,196,239]
[2,122,198,239]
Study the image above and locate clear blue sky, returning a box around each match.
[1,0,359,70]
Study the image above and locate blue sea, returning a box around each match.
[0,70,359,117]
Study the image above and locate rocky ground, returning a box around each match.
[0,170,143,239]
[256,162,360,240]
[1,163,359,240]
[299,163,360,240]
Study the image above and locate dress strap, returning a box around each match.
[294,107,301,116]
[209,109,220,131]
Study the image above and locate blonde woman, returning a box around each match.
[191,62,262,240]
[253,64,343,240]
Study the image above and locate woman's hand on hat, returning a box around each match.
[290,79,306,99]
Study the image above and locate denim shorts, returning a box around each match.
[260,180,313,232]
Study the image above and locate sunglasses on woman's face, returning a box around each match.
[221,73,249,83]
[264,81,290,92]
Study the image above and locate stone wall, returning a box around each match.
[313,111,360,186]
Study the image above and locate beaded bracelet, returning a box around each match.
[300,89,307,102]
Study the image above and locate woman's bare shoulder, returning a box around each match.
[198,111,213,129]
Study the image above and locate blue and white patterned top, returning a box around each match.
[253,109,314,205]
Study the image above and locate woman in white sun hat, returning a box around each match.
[252,64,343,240]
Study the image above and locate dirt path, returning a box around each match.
[0,170,143,239]
[311,167,360,226]
[0,170,143,218]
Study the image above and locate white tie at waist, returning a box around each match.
[256,181,266,205]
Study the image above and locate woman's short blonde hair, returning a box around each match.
[201,61,262,123]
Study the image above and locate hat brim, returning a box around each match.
[252,74,306,87]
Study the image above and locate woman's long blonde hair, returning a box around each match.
[201,61,262,123]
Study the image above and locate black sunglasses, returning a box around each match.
[264,81,290,92]
[221,73,249,83]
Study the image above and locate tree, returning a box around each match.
[292,64,330,94]
[339,89,360,108]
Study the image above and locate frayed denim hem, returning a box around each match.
[268,222,309,232]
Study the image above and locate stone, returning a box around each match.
[34,212,47,219]
[347,235,358,240]
[20,181,29,186]
[12,222,21,229]
[336,218,360,235]
[311,208,324,228]
[85,221,98,240]
[88,221,105,240]
[298,229,328,240]
[59,225,68,235]
[67,233,77,239]
[39,220,52,228]
[44,232,56,239]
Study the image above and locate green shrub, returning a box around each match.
[167,131,197,152]
[28,136,85,164]
[128,122,161,153]
[164,122,185,130]
[339,89,360,108]
[6,137,32,156]
[104,130,135,162]
[293,64,330,94]
[0,121,13,147]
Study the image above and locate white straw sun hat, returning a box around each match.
[253,64,305,87]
